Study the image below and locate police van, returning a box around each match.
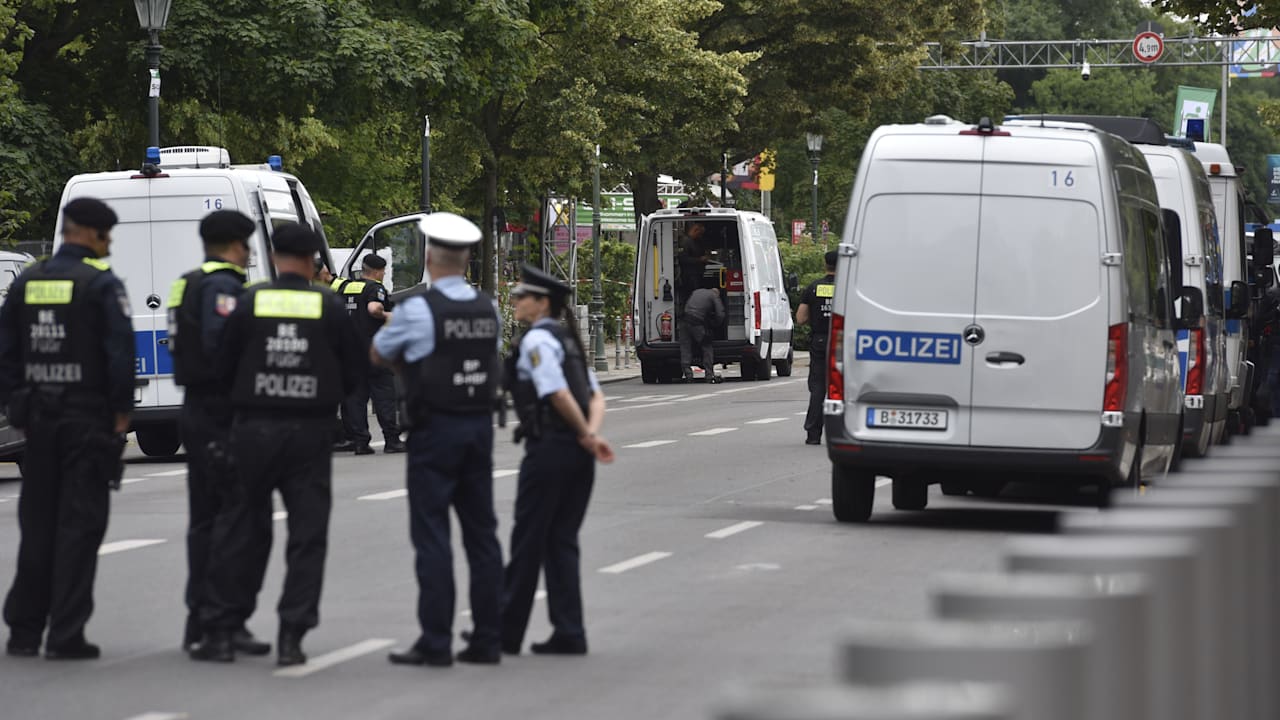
[631,206,795,382]
[824,117,1200,522]
[51,146,417,456]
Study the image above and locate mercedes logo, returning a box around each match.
[145,293,162,309]
[963,324,985,346]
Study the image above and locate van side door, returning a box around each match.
[343,214,429,302]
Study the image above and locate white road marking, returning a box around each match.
[795,504,818,511]
[358,489,407,501]
[794,411,807,416]
[121,478,146,485]
[124,713,188,720]
[815,498,833,505]
[623,440,677,449]
[99,539,166,556]
[745,417,788,424]
[0,498,8,504]
[599,551,672,574]
[273,638,396,679]
[705,521,763,539]
[493,469,518,479]
[735,563,781,572]
[689,427,737,437]
[144,469,186,477]
[370,440,385,448]
[273,511,288,521]
[875,478,892,488]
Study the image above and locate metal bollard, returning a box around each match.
[839,618,1091,720]
[930,572,1148,720]
[1004,535,1199,720]
[615,318,623,370]
[1116,486,1272,720]
[713,682,1013,720]
[1059,509,1237,720]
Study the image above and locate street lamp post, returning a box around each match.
[134,0,173,150]
[806,132,823,243]
[591,144,608,371]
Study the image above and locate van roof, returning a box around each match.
[648,206,767,221]
[64,165,302,185]
[1182,142,1240,178]
[874,119,1109,143]
[1003,115,1168,145]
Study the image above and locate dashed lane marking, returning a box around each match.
[745,417,788,425]
[815,498,833,505]
[99,539,166,556]
[144,469,186,477]
[688,427,737,437]
[123,713,188,720]
[599,552,672,574]
[795,505,819,511]
[273,511,288,521]
[493,469,518,479]
[358,489,407,501]
[875,478,892,488]
[624,440,677,449]
[705,521,763,539]
[273,638,396,679]
[793,412,807,416]
[121,478,146,485]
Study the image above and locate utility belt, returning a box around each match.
[233,407,329,423]
[9,384,109,427]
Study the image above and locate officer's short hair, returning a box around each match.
[63,198,118,233]
[362,254,387,270]
[271,223,322,258]
[823,250,838,269]
[200,210,254,248]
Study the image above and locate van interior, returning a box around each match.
[639,217,748,349]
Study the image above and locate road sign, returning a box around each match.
[1133,31,1163,64]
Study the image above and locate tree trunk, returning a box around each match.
[480,101,501,293]
[630,171,662,230]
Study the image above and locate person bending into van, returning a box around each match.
[797,251,836,445]
[681,273,726,383]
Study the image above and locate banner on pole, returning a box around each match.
[1173,86,1218,140]
[1267,155,1280,206]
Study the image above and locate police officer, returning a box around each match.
[338,254,404,455]
[0,197,134,660]
[376,212,504,668]
[195,223,361,666]
[169,210,271,657]
[501,264,615,656]
[797,251,836,445]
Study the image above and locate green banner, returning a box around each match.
[1173,85,1218,141]
[576,193,688,231]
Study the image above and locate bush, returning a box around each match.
[778,239,835,351]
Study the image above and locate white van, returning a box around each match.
[632,207,794,382]
[825,118,1198,522]
[52,146,353,455]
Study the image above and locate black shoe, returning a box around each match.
[456,645,501,664]
[681,367,695,383]
[530,635,587,656]
[45,642,101,661]
[332,440,356,452]
[277,629,306,667]
[388,646,453,667]
[353,443,375,456]
[188,631,234,663]
[232,628,271,656]
[383,439,406,454]
[6,641,38,658]
[805,436,821,445]
[182,614,202,652]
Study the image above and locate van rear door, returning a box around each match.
[969,137,1107,449]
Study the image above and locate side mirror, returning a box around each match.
[1227,280,1249,319]
[1177,285,1204,330]
[786,271,800,293]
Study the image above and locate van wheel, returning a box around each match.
[1168,414,1184,472]
[940,480,967,496]
[136,427,182,457]
[774,351,793,377]
[640,362,658,384]
[832,465,875,523]
[755,356,772,381]
[891,477,928,511]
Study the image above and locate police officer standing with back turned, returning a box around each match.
[338,254,404,455]
[797,251,836,445]
[195,223,361,667]
[501,264,615,657]
[375,213,505,668]
[170,210,271,658]
[0,197,134,660]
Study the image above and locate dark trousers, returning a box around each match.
[405,414,503,654]
[805,335,829,439]
[679,321,714,372]
[501,432,595,648]
[202,415,332,632]
[4,408,112,649]
[341,366,400,445]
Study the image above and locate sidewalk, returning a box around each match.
[590,343,812,385]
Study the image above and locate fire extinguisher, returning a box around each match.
[658,310,673,341]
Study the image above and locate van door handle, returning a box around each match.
[985,351,1025,366]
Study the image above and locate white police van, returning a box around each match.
[631,207,795,382]
[50,146,419,456]
[825,117,1199,522]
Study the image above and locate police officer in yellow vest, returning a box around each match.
[797,251,837,445]
[196,223,362,667]
[337,254,404,455]
[170,210,271,658]
[0,197,134,660]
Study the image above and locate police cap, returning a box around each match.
[271,223,322,258]
[419,212,481,249]
[511,264,572,300]
[362,253,387,270]
[62,198,118,232]
[200,210,254,246]
[824,250,838,268]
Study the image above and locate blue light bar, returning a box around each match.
[267,155,283,171]
[145,146,161,165]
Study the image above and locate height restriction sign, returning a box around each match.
[1133,31,1164,63]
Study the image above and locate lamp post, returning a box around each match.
[806,132,823,243]
[134,0,173,150]
[591,144,608,371]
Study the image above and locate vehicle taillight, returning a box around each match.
[753,291,761,330]
[1186,327,1205,395]
[1103,323,1127,412]
[828,313,844,401]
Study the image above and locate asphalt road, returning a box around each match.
[0,375,1105,720]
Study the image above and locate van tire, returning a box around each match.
[755,356,772,381]
[1168,414,1185,472]
[831,465,874,522]
[1124,440,1143,488]
[891,477,928,511]
[774,351,793,377]
[940,481,967,496]
[640,362,659,384]
[137,427,182,457]
[1183,420,1210,458]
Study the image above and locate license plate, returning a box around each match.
[866,407,948,430]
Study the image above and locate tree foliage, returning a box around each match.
[1150,0,1278,35]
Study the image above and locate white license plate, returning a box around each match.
[866,407,948,430]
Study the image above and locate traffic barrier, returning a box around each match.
[838,619,1091,720]
[929,572,1147,720]
[713,683,1014,720]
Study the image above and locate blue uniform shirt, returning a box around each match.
[373,275,499,363]
[517,318,601,399]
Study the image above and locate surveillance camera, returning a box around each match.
[1081,61,1091,81]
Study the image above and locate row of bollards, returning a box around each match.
[713,425,1280,719]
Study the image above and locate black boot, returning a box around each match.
[232,627,271,656]
[332,440,355,452]
[681,366,695,383]
[188,630,234,663]
[383,438,407,454]
[182,614,202,652]
[277,628,306,667]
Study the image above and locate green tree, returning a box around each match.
[1150,1,1277,34]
